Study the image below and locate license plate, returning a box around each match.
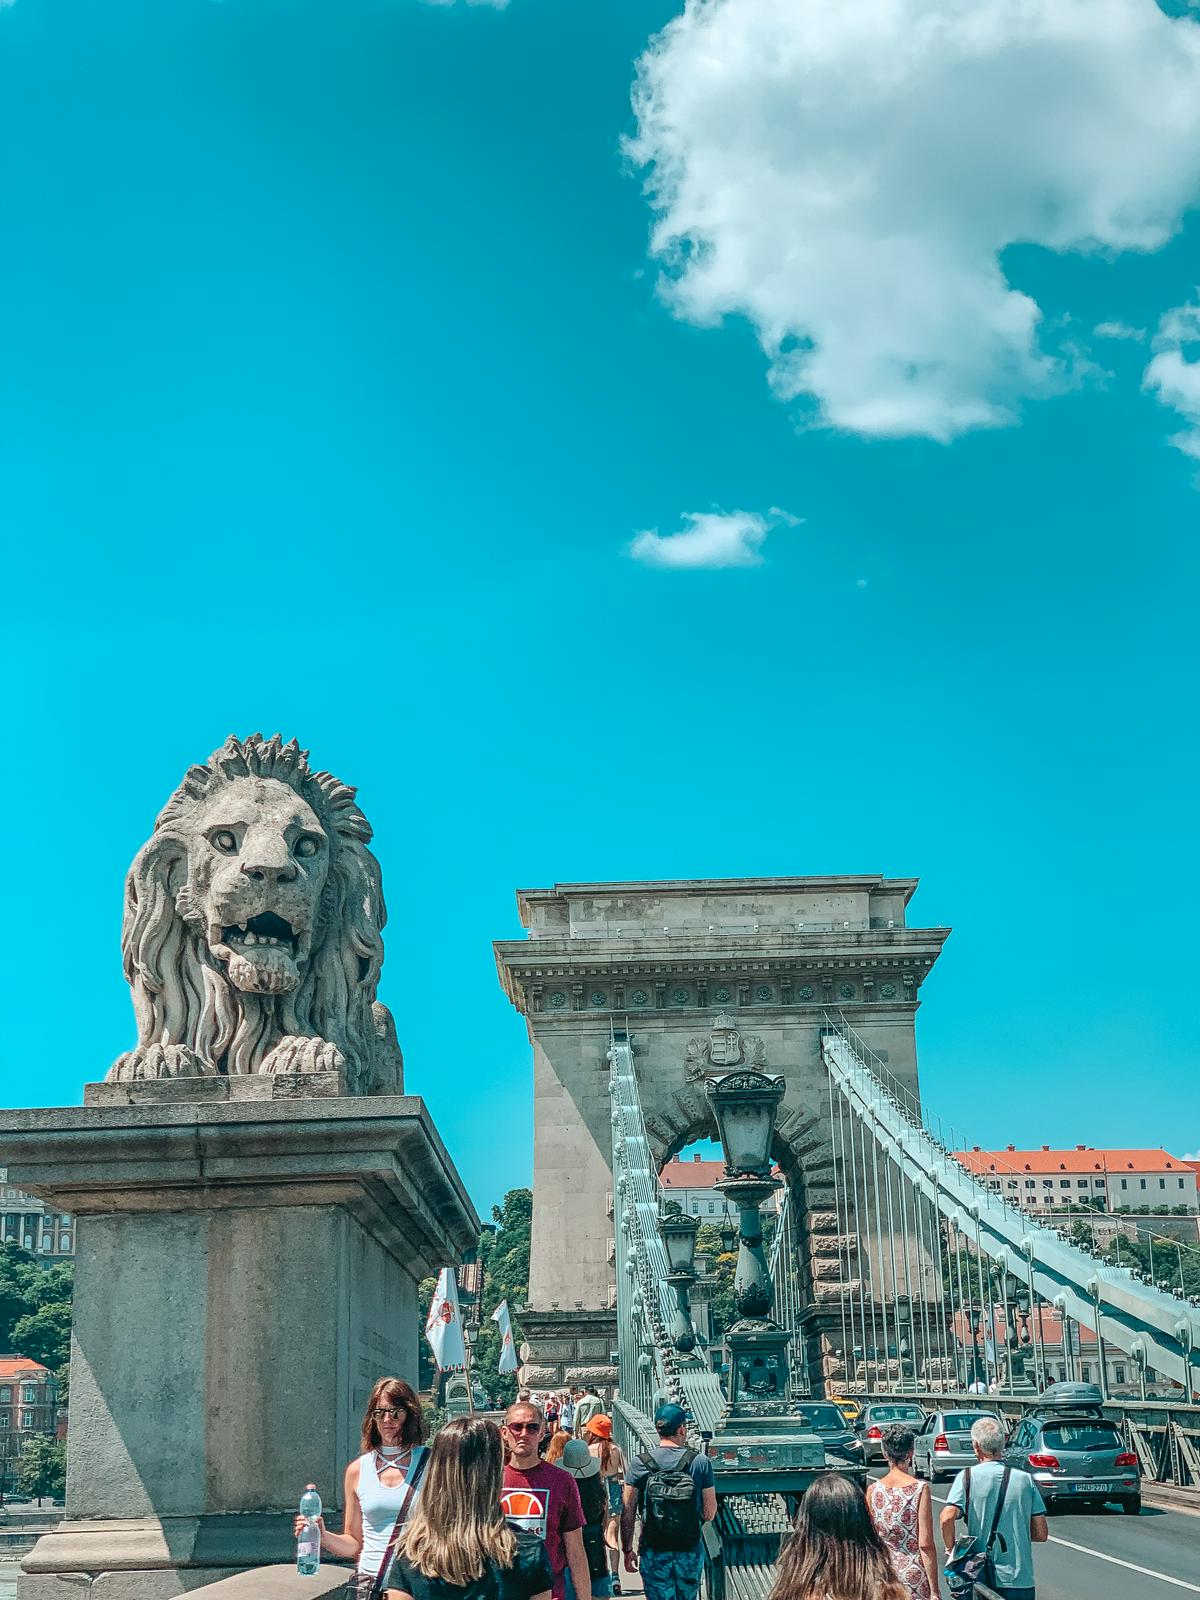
[1072,1482,1114,1493]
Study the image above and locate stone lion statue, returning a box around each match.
[107,733,403,1095]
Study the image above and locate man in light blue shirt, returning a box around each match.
[941,1416,1048,1600]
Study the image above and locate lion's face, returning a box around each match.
[179,776,331,995]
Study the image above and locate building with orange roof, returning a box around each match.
[0,1355,62,1493]
[659,1151,780,1220]
[953,1146,1198,1215]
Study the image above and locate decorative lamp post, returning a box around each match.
[661,1210,700,1354]
[896,1293,913,1389]
[706,1070,796,1413]
[718,1219,739,1256]
[691,1038,824,1484]
[966,1303,984,1387]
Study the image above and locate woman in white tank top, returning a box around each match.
[294,1376,429,1599]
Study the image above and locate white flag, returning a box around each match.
[425,1268,467,1371]
[492,1300,519,1376]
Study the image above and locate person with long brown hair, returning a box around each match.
[295,1376,429,1599]
[772,1474,906,1600]
[385,1416,552,1600]
[545,1431,573,1466]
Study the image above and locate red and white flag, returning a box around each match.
[492,1299,519,1376]
[425,1267,467,1371]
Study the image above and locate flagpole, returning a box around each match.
[464,1322,476,1414]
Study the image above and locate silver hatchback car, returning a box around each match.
[1005,1403,1141,1514]
[913,1409,1000,1482]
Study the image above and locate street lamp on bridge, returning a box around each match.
[661,1210,700,1354]
[701,1069,825,1477]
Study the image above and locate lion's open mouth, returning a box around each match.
[222,911,299,952]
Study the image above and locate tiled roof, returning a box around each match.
[0,1356,50,1379]
[949,1306,1098,1346]
[660,1159,783,1189]
[955,1147,1198,1176]
[660,1160,728,1188]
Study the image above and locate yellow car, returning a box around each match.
[832,1394,862,1424]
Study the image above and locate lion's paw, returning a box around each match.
[259,1036,345,1076]
[106,1044,211,1082]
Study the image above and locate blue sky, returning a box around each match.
[1,0,1198,1209]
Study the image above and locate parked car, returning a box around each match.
[913,1409,1000,1481]
[1005,1383,1140,1515]
[795,1401,868,1483]
[855,1401,928,1462]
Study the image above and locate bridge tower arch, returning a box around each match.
[493,877,949,1394]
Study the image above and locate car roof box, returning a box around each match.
[1037,1381,1104,1409]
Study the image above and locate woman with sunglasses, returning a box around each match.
[295,1376,429,1599]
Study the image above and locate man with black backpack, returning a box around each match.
[620,1403,716,1600]
[940,1415,1047,1600]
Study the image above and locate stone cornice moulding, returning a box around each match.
[0,1095,481,1275]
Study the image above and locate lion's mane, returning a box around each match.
[119,733,398,1094]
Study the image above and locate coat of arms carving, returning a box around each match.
[685,1012,767,1082]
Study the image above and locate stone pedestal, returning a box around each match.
[0,1082,478,1599]
[517,1309,618,1398]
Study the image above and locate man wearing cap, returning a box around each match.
[621,1404,716,1600]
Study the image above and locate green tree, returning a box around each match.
[10,1302,72,1370]
[16,1434,65,1503]
[472,1189,532,1409]
[415,1190,533,1410]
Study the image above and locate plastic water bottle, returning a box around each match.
[296,1484,322,1576]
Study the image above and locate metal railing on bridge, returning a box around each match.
[608,1025,728,1454]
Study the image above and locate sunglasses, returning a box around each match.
[505,1422,541,1434]
[372,1406,408,1420]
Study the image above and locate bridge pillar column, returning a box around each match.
[495,877,949,1400]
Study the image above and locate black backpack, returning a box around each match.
[638,1448,701,1552]
[577,1473,610,1581]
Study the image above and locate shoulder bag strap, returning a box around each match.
[984,1465,1012,1552]
[370,1448,430,1600]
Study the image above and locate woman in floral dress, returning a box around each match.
[866,1425,940,1599]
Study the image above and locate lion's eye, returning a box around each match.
[294,835,320,859]
[211,831,238,855]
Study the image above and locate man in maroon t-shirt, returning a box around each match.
[502,1401,590,1600]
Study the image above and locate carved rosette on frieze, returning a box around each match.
[684,1012,767,1083]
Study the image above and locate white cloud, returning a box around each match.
[1144,296,1200,457]
[423,0,509,8]
[628,506,796,569]
[1095,321,1147,342]
[628,0,1200,441]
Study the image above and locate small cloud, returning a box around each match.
[1143,296,1200,458]
[856,577,869,589]
[628,507,798,570]
[1095,321,1146,342]
[423,0,509,8]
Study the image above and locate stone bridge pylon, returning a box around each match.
[494,877,949,1393]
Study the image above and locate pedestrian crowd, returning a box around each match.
[301,1385,1048,1600]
